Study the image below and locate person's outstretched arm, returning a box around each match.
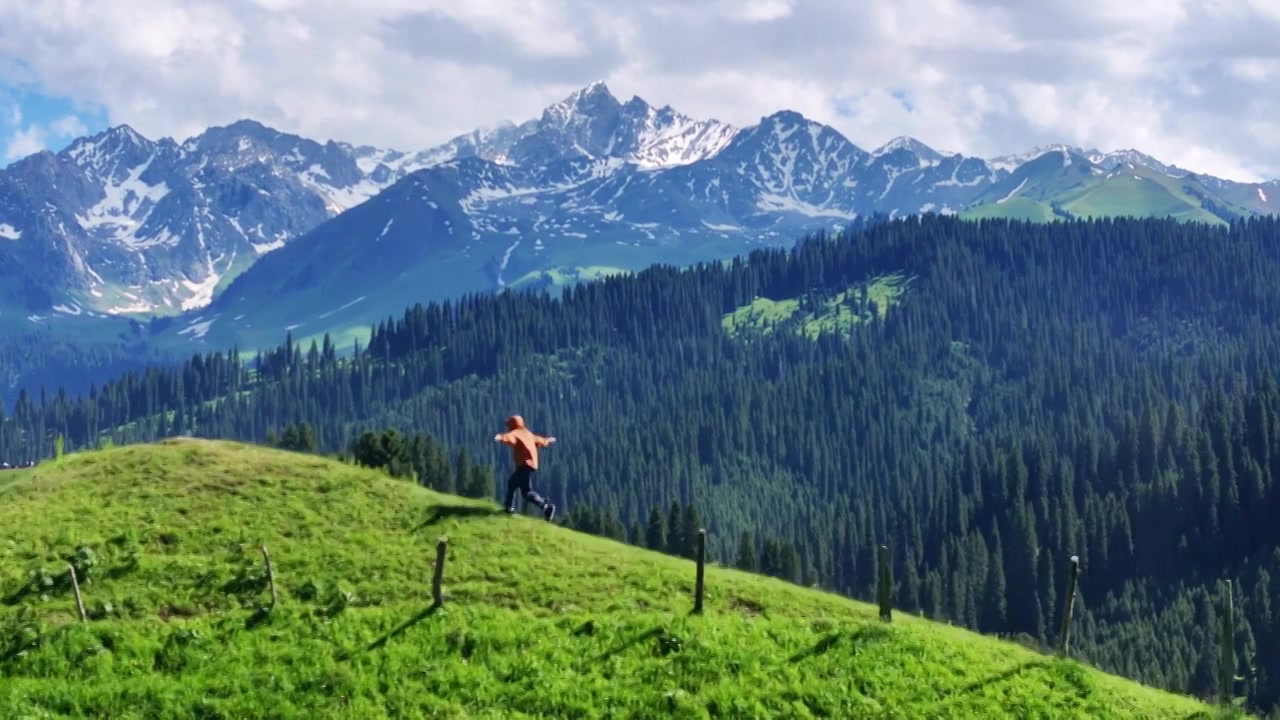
[535,434,556,447]
[494,432,515,444]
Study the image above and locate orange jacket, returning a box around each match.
[495,415,555,469]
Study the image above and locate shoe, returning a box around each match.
[544,503,556,522]
[505,506,516,514]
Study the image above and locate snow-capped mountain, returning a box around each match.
[1,79,1275,351]
[0,120,387,319]
[987,144,1187,178]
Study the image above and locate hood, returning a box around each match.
[506,415,526,431]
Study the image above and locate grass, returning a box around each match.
[722,274,909,339]
[1057,171,1225,225]
[0,439,1226,718]
[507,265,632,290]
[960,197,1057,223]
[964,161,1242,226]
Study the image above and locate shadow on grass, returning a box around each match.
[941,660,1052,698]
[105,559,140,581]
[365,602,442,651]
[245,603,276,630]
[3,571,73,606]
[788,624,891,663]
[596,626,667,662]
[415,505,504,530]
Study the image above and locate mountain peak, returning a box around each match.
[551,81,618,113]
[759,109,810,125]
[105,124,146,143]
[60,123,157,171]
[986,144,1084,173]
[872,136,943,159]
[1085,148,1183,176]
[579,79,611,97]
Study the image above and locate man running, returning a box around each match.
[494,415,557,521]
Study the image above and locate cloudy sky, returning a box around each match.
[0,0,1277,181]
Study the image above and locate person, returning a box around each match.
[494,414,557,521]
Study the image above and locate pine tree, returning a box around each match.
[681,503,703,559]
[666,500,684,557]
[454,447,471,495]
[736,532,757,572]
[298,422,317,453]
[646,506,667,552]
[984,528,1008,632]
[464,465,494,500]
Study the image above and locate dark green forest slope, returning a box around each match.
[5,214,1280,711]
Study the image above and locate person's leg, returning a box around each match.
[515,467,543,509]
[504,469,521,512]
[521,468,556,521]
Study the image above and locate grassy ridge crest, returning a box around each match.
[0,439,1225,718]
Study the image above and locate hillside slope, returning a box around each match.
[0,439,1216,718]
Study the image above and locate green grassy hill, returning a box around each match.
[0,439,1226,718]
[960,152,1269,226]
[721,273,910,339]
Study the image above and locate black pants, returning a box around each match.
[505,465,549,511]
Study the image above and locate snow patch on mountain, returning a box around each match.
[180,258,224,311]
[179,317,215,339]
[757,193,855,219]
[997,178,1028,204]
[253,238,286,253]
[496,239,521,287]
[1260,187,1269,203]
[317,295,366,320]
[627,109,739,169]
[76,155,171,246]
[871,136,948,167]
[987,144,1077,173]
[105,289,156,314]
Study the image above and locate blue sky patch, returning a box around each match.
[0,83,109,166]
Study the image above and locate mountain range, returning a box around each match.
[1,80,1276,353]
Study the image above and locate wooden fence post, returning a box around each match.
[67,562,86,622]
[433,536,449,607]
[694,528,706,614]
[261,544,278,607]
[1058,555,1080,657]
[1220,579,1235,706]
[877,544,892,622]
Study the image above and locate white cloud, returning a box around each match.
[2,110,88,162]
[50,114,87,137]
[0,0,1276,181]
[5,125,46,161]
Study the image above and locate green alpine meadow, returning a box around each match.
[0,439,1226,719]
